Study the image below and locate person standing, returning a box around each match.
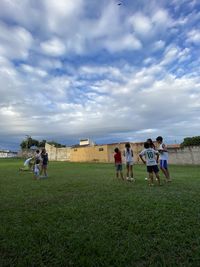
[123,142,134,181]
[33,150,41,179]
[156,136,171,182]
[40,148,49,178]
[139,142,161,186]
[114,147,124,180]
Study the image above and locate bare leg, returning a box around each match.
[161,168,171,182]
[130,165,133,178]
[149,172,154,185]
[155,173,161,185]
[126,164,129,178]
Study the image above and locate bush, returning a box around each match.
[181,136,200,147]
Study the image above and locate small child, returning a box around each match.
[33,150,41,179]
[123,142,134,181]
[139,142,161,186]
[156,136,171,182]
[114,147,124,180]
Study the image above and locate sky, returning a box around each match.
[0,0,200,151]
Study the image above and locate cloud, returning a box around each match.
[0,0,200,149]
[187,29,200,44]
[40,38,66,56]
[0,22,33,60]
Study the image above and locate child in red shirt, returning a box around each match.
[114,147,124,180]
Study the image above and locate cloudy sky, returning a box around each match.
[0,0,200,150]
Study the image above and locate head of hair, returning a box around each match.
[147,138,155,148]
[144,142,150,149]
[125,142,130,148]
[156,136,163,142]
[114,147,119,153]
[41,148,46,154]
[125,142,130,152]
[36,150,40,153]
[147,138,153,144]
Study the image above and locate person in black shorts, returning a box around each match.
[40,148,49,178]
[139,142,161,186]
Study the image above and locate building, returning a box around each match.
[0,150,18,158]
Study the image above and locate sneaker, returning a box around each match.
[144,177,148,180]
[130,178,135,182]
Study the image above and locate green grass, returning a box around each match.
[1,159,200,267]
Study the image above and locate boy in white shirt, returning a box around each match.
[156,136,171,182]
[19,157,33,171]
[139,142,161,186]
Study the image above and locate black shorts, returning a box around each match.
[147,165,159,173]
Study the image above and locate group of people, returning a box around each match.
[19,148,49,179]
[114,136,171,186]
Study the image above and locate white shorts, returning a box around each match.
[34,164,40,176]
[126,161,134,166]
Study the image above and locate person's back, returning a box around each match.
[141,148,158,166]
[41,152,48,165]
[124,147,133,164]
[24,157,32,166]
[139,142,160,186]
[114,150,122,164]
[123,143,134,181]
[114,147,123,180]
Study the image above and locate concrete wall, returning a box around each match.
[70,145,108,162]
[45,142,144,163]
[168,146,200,165]
[45,143,71,161]
[44,143,200,165]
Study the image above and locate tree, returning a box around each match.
[180,136,200,147]
[38,140,46,148]
[20,137,65,149]
[48,141,66,148]
[20,136,39,149]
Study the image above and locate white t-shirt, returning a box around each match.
[159,143,168,160]
[24,158,32,166]
[124,148,134,163]
[139,148,159,166]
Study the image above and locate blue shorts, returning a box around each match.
[115,164,122,171]
[147,165,159,173]
[160,160,168,169]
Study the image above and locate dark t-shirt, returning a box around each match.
[41,153,48,165]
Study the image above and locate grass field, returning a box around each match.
[1,159,200,267]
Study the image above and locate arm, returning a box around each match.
[158,144,168,153]
[139,154,146,165]
[155,152,159,163]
